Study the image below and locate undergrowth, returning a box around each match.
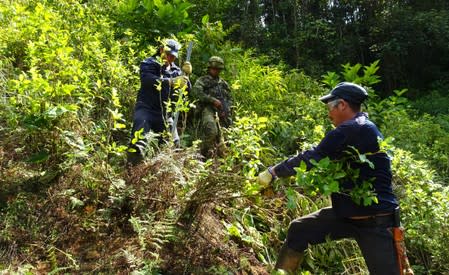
[1,0,449,274]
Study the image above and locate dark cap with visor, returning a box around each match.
[162,39,181,58]
[320,82,368,104]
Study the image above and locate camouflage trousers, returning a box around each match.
[198,107,226,158]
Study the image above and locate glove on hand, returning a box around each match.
[170,75,189,88]
[182,61,192,75]
[257,168,275,187]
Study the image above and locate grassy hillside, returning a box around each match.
[1,1,448,273]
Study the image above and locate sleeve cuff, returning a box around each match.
[268,166,277,179]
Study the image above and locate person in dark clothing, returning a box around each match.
[258,82,400,274]
[128,39,190,165]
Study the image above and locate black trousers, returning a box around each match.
[285,207,399,275]
[131,102,165,137]
[127,103,165,164]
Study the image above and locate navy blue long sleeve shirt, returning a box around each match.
[273,112,398,217]
[136,56,182,116]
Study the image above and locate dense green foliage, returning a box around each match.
[190,0,449,98]
[1,0,449,274]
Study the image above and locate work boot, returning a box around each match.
[274,244,304,273]
[127,150,143,166]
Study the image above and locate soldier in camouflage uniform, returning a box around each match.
[191,56,232,158]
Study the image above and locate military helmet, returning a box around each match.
[162,39,181,58]
[208,56,225,69]
[320,82,368,104]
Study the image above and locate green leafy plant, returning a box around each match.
[115,0,194,46]
[391,149,449,272]
[221,113,272,195]
[322,60,381,88]
[294,153,378,206]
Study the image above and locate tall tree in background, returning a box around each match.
[371,3,449,95]
[189,0,449,96]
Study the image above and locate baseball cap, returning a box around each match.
[163,39,181,58]
[320,82,368,104]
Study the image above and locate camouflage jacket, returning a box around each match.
[192,74,233,126]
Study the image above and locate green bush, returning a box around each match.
[0,0,138,170]
[392,149,449,273]
[412,90,449,116]
[372,95,449,180]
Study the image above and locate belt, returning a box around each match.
[346,213,395,227]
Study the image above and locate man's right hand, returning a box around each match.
[213,99,222,109]
[170,75,189,88]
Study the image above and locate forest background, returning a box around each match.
[1,0,449,274]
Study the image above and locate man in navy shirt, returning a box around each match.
[258,82,400,274]
[128,39,190,165]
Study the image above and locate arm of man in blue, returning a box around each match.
[273,127,347,177]
[140,57,171,93]
[162,63,185,103]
